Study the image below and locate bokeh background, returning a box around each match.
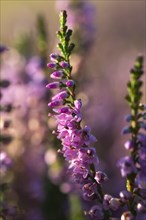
[0,0,146,220]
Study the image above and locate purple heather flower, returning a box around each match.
[94,171,108,184]
[46,82,60,89]
[50,53,59,61]
[0,151,12,173]
[59,106,70,113]
[137,203,146,213]
[103,194,112,210]
[119,190,131,202]
[122,126,131,134]
[55,112,73,126]
[72,165,89,183]
[48,100,63,107]
[63,147,78,161]
[109,198,121,211]
[47,11,107,219]
[53,106,70,114]
[61,61,69,68]
[25,56,45,82]
[82,182,97,201]
[66,80,74,87]
[138,147,146,164]
[50,70,63,79]
[138,133,146,146]
[125,114,133,122]
[47,62,57,68]
[124,140,134,150]
[52,90,69,100]
[74,99,82,110]
[89,205,104,220]
[103,194,120,211]
[78,147,99,167]
[117,156,136,177]
[135,168,146,189]
[82,125,97,144]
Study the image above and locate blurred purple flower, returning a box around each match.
[0,151,12,174]
[117,156,136,177]
[0,44,8,53]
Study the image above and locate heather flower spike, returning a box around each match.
[47,11,111,219]
[47,11,146,220]
[118,56,146,218]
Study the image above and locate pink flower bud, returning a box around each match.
[52,91,69,100]
[46,82,60,89]
[66,80,74,87]
[74,99,82,110]
[47,62,57,68]
[50,70,63,79]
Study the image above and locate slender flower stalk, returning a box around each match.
[118,56,146,218]
[56,0,96,53]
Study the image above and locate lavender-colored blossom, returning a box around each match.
[47,62,57,68]
[122,126,131,135]
[103,194,121,211]
[66,80,74,87]
[82,182,97,201]
[74,99,82,110]
[139,149,146,165]
[117,156,136,177]
[50,53,59,61]
[119,190,131,202]
[135,168,146,189]
[109,198,121,211]
[88,205,104,220]
[138,133,146,147]
[50,70,63,79]
[0,151,12,173]
[26,56,45,82]
[103,194,112,210]
[124,140,134,150]
[78,147,99,167]
[52,90,69,100]
[47,10,108,219]
[94,171,108,184]
[137,202,146,213]
[48,100,63,107]
[61,61,69,68]
[125,114,133,122]
[46,82,60,89]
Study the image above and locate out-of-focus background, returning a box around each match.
[0,0,145,220]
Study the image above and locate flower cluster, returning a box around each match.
[0,31,47,219]
[47,11,128,219]
[47,11,146,220]
[118,56,146,218]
